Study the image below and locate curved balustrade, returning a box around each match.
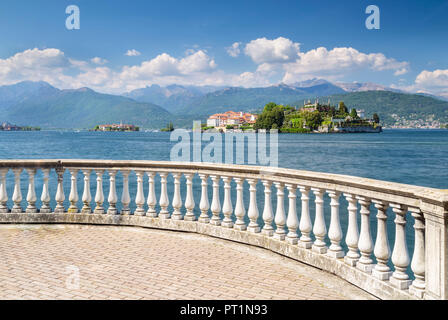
[0,159,447,300]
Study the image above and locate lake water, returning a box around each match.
[0,129,446,188]
[0,129,447,275]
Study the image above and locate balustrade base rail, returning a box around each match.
[0,212,417,300]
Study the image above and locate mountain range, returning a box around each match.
[123,79,413,117]
[0,81,171,128]
[0,79,447,128]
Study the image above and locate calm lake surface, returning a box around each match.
[0,129,447,275]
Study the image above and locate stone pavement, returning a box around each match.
[0,224,376,300]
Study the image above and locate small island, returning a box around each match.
[93,123,139,132]
[0,121,40,131]
[160,122,174,132]
[253,101,382,133]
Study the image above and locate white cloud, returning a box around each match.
[281,47,409,83]
[121,50,217,81]
[404,69,448,98]
[415,69,448,89]
[125,49,141,57]
[0,48,74,86]
[244,37,300,64]
[90,57,108,65]
[179,50,217,73]
[226,42,241,58]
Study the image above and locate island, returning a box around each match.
[160,122,175,132]
[253,101,382,133]
[93,123,139,132]
[0,121,40,131]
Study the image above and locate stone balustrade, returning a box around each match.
[0,159,447,300]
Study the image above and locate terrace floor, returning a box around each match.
[0,224,376,300]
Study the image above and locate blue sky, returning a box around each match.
[0,0,447,96]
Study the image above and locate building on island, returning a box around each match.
[96,123,139,131]
[0,122,39,131]
[356,109,365,118]
[299,99,319,112]
[1,122,21,131]
[206,111,257,129]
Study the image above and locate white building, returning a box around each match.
[356,109,365,118]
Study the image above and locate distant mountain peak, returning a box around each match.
[77,87,94,92]
[291,78,332,88]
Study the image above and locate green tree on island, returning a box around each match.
[161,122,174,132]
[253,102,293,130]
[302,110,322,130]
[350,108,358,119]
[373,113,380,124]
[338,101,348,115]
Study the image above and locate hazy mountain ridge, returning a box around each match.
[0,82,172,129]
[123,84,225,113]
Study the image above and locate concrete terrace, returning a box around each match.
[0,224,375,300]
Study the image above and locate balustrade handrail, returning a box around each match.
[0,159,446,209]
[0,159,447,300]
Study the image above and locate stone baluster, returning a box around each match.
[68,169,79,213]
[198,174,210,223]
[298,186,312,249]
[273,182,286,240]
[81,169,92,214]
[312,188,327,254]
[183,173,196,221]
[285,184,298,244]
[171,173,183,220]
[210,175,221,225]
[25,168,37,213]
[107,170,118,215]
[94,170,105,214]
[158,172,169,219]
[11,168,23,213]
[121,170,131,215]
[54,167,65,213]
[233,177,246,231]
[247,179,260,233]
[261,180,274,236]
[390,204,412,289]
[327,191,343,258]
[0,168,9,213]
[372,200,392,280]
[146,172,157,217]
[409,208,426,298]
[134,171,146,216]
[344,193,360,266]
[40,168,51,213]
[221,176,233,227]
[356,196,374,273]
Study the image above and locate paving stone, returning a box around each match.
[0,224,375,300]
